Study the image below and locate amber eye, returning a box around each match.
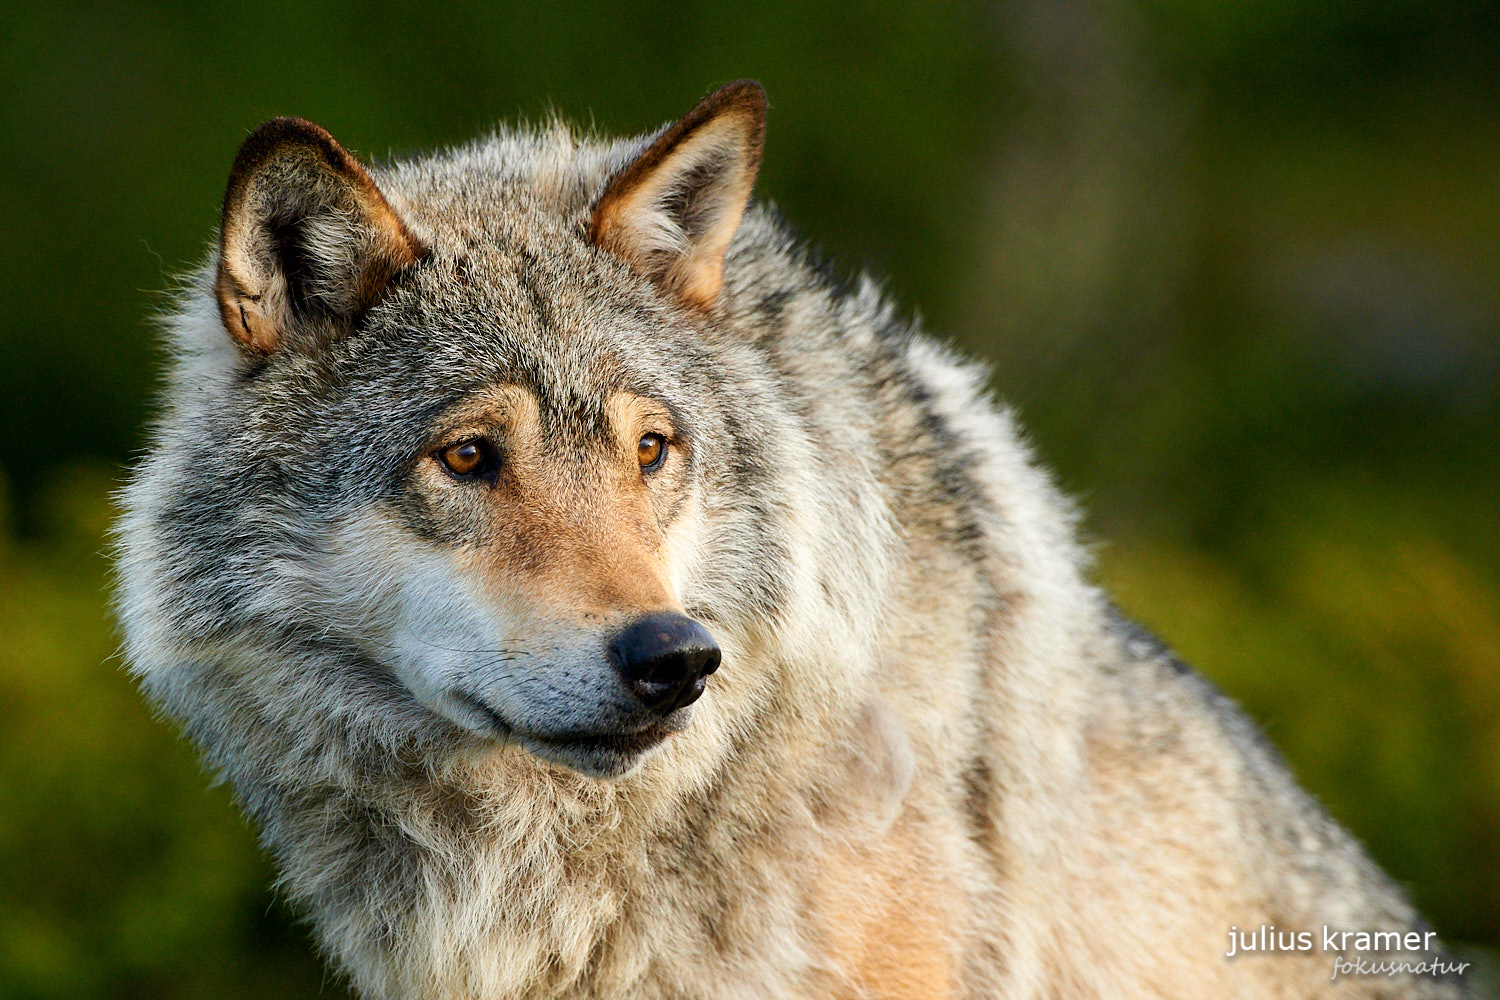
[638,432,667,472]
[436,439,498,481]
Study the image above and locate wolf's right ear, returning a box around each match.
[215,118,424,355]
[590,81,766,309]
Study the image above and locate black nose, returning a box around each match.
[610,613,721,713]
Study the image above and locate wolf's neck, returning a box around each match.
[250,727,859,999]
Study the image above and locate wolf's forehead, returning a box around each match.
[334,189,703,433]
[377,129,613,227]
[407,214,654,320]
[384,154,598,266]
[358,254,682,428]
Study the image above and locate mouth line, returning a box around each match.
[441,692,683,761]
[520,726,672,756]
[448,691,512,737]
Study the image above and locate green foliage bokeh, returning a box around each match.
[1,1,1496,996]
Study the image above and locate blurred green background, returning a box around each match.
[2,1,1497,996]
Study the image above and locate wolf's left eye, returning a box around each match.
[638,433,667,472]
[436,439,499,482]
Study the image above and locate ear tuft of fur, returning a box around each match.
[590,81,766,309]
[216,118,424,355]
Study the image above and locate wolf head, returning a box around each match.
[117,82,896,794]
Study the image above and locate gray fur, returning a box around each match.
[116,88,1470,998]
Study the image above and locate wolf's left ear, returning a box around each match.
[590,81,766,308]
[216,118,424,355]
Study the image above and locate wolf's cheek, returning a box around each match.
[313,508,517,726]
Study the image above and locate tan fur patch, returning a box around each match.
[432,387,683,625]
[818,820,956,1000]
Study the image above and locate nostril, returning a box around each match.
[611,613,721,712]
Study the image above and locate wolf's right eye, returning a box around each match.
[435,439,499,482]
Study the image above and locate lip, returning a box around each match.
[437,689,689,777]
[523,726,672,756]
[522,722,675,761]
[515,726,676,778]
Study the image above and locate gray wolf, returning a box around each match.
[115,81,1469,998]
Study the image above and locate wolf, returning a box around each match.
[115,81,1469,999]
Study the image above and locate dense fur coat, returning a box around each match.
[115,83,1469,998]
